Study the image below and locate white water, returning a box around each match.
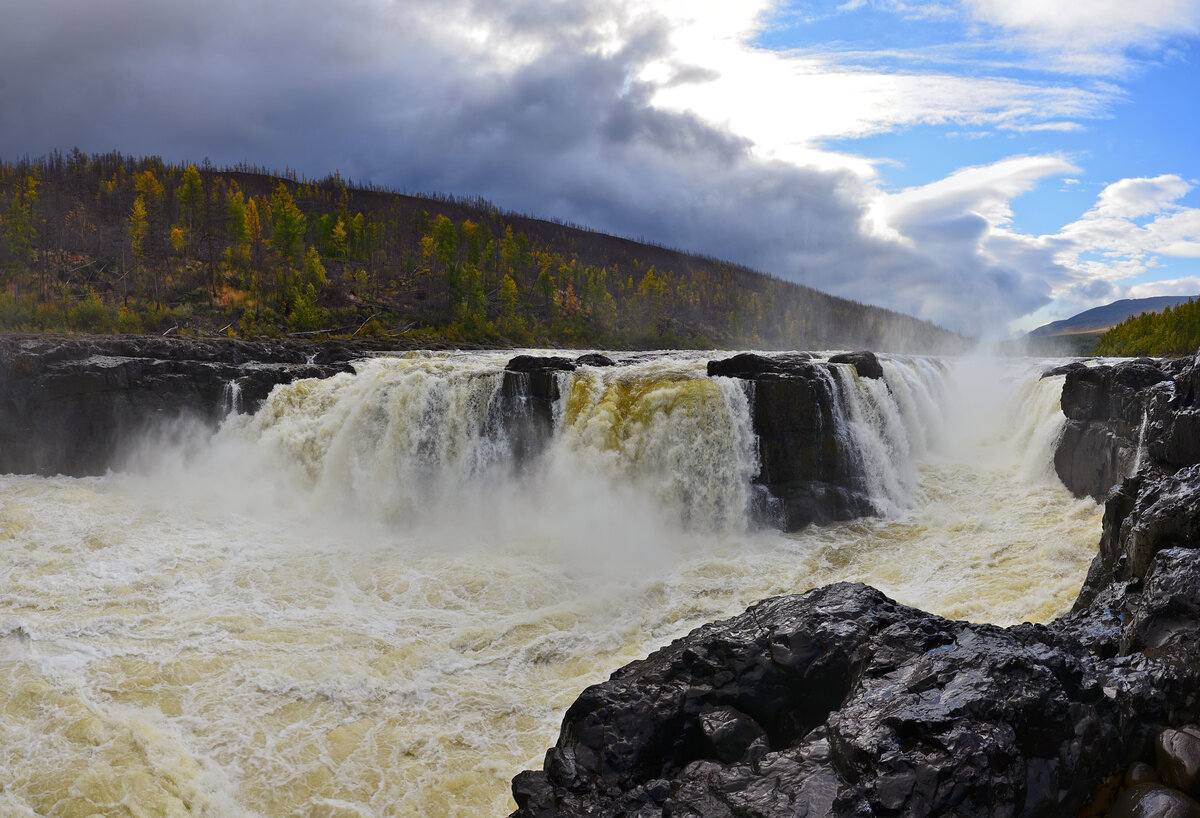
[0,351,1102,816]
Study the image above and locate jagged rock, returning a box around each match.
[1043,361,1089,379]
[574,353,616,367]
[1073,467,1200,611]
[1106,784,1200,818]
[0,335,363,476]
[496,356,580,466]
[509,579,1194,817]
[828,351,884,380]
[1157,728,1200,797]
[1055,361,1172,500]
[699,706,769,765]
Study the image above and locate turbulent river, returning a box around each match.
[0,350,1102,817]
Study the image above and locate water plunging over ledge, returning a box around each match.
[0,351,1101,816]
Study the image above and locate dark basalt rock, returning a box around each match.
[513,548,1200,817]
[1157,728,1200,797]
[828,351,884,380]
[505,354,577,373]
[708,353,879,529]
[1054,360,1173,501]
[496,355,581,467]
[0,334,366,476]
[1043,361,1089,379]
[1106,784,1200,818]
[706,352,814,379]
[574,353,616,367]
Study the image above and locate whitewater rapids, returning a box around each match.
[0,351,1102,816]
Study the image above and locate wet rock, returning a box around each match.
[699,706,769,765]
[827,351,884,380]
[497,357,577,466]
[574,353,616,367]
[0,334,362,476]
[1129,762,1163,788]
[1054,360,1172,501]
[1043,361,1089,378]
[505,354,577,373]
[510,583,1146,817]
[1106,784,1200,818]
[1157,729,1200,797]
[706,352,813,379]
[708,352,877,529]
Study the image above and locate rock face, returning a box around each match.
[1053,359,1182,501]
[499,355,575,466]
[512,353,1200,818]
[0,334,369,476]
[707,353,880,529]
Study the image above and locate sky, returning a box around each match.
[3,0,1200,336]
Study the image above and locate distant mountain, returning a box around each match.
[1028,296,1197,338]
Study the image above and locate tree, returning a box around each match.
[128,194,150,304]
[268,182,305,307]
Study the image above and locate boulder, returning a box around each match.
[1157,729,1200,797]
[827,351,884,380]
[706,352,813,379]
[1106,784,1200,818]
[574,353,616,367]
[505,354,577,373]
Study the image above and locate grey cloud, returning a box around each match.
[0,0,1068,336]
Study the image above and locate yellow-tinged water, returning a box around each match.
[0,352,1102,816]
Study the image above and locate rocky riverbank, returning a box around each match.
[511,354,1200,817]
[0,334,392,475]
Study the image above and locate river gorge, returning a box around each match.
[0,338,1195,816]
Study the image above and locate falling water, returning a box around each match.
[0,351,1102,816]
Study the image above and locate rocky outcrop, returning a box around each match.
[707,353,878,529]
[498,355,575,466]
[512,353,1200,818]
[512,550,1200,817]
[827,350,884,380]
[0,334,372,476]
[1053,359,1182,501]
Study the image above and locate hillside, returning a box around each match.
[1028,296,1196,338]
[0,151,967,352]
[1019,295,1196,356]
[1095,297,1200,356]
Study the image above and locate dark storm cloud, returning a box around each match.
[0,0,1061,335]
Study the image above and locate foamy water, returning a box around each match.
[0,352,1101,816]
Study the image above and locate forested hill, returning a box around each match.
[0,151,967,352]
[1096,297,1200,356]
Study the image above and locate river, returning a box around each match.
[0,350,1102,816]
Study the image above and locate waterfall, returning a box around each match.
[1132,405,1151,473]
[0,350,1102,818]
[221,379,243,415]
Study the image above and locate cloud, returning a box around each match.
[0,0,1198,340]
[963,0,1200,74]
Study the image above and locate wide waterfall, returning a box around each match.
[0,351,1102,816]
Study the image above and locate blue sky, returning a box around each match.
[3,0,1200,336]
